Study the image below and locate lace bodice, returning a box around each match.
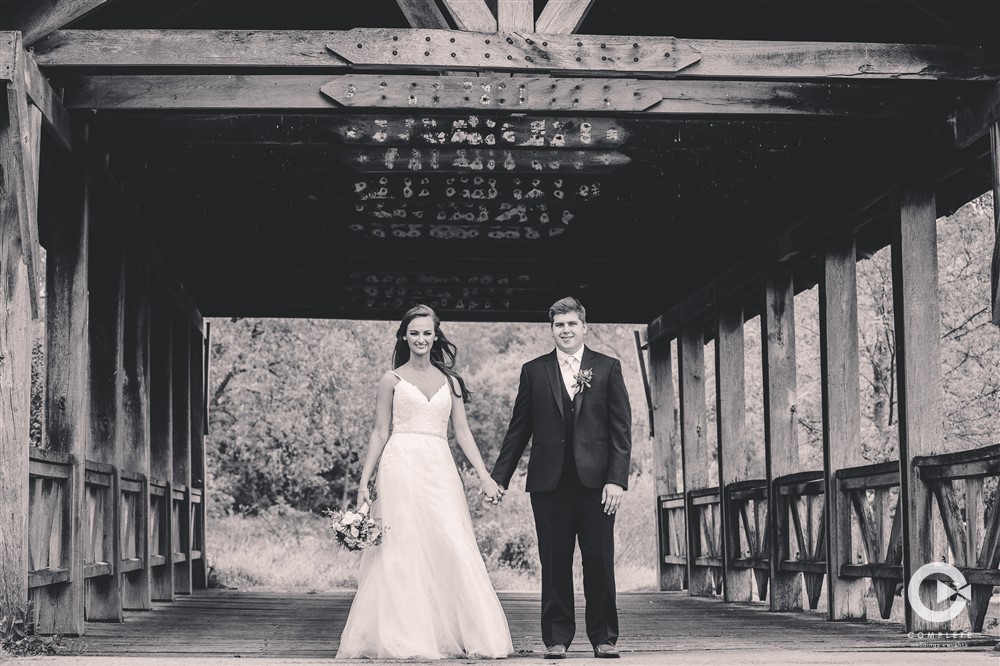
[389,373,452,438]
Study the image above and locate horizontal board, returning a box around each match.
[326,29,701,75]
[28,567,71,589]
[336,147,631,173]
[29,459,71,480]
[34,30,999,81]
[322,75,661,111]
[327,115,631,148]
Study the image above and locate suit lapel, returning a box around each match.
[573,346,596,426]
[544,351,565,419]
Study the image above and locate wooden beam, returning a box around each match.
[819,233,868,620]
[396,0,450,29]
[32,30,999,81]
[5,0,112,46]
[678,324,715,597]
[715,300,753,603]
[171,314,192,596]
[189,326,207,590]
[761,268,803,611]
[535,0,595,34]
[440,0,497,32]
[648,335,685,591]
[892,180,946,632]
[952,82,1000,149]
[5,34,41,318]
[36,160,89,635]
[991,122,1000,327]
[498,0,534,32]
[148,293,174,601]
[21,46,73,153]
[60,73,947,118]
[0,53,32,627]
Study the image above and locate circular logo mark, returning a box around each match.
[907,562,971,624]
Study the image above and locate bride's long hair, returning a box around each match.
[392,305,471,403]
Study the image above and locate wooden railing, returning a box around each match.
[836,461,902,619]
[774,471,826,610]
[28,448,73,590]
[725,479,770,600]
[914,444,1000,632]
[658,492,687,568]
[687,487,722,593]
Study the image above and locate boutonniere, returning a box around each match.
[572,368,594,396]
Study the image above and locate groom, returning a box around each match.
[491,297,632,659]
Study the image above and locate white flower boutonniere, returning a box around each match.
[572,368,594,396]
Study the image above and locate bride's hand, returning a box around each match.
[356,487,371,509]
[479,476,505,504]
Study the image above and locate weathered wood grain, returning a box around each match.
[441,0,497,32]
[715,301,753,603]
[4,0,111,46]
[189,327,208,590]
[891,179,945,632]
[171,316,193,596]
[395,0,450,29]
[818,234,867,620]
[335,146,630,173]
[761,269,803,612]
[21,47,72,153]
[535,0,595,34]
[678,324,715,597]
[327,115,631,148]
[953,82,1000,149]
[991,122,999,327]
[149,296,174,602]
[322,74,661,112]
[498,0,533,32]
[32,30,999,81]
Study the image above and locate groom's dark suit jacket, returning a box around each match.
[492,346,632,493]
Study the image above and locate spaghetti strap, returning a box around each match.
[388,370,402,380]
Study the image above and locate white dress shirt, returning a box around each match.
[556,347,584,396]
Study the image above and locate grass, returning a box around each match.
[207,471,659,592]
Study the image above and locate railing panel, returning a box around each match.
[774,471,825,610]
[687,487,722,593]
[27,448,73,591]
[725,479,769,601]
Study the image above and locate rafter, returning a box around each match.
[395,0,450,29]
[498,0,534,32]
[535,0,595,34]
[4,0,112,46]
[31,30,1000,82]
[440,0,497,32]
[59,72,953,120]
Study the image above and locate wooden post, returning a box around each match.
[86,205,125,622]
[715,300,753,602]
[121,253,151,610]
[648,334,685,590]
[761,269,803,611]
[990,122,999,327]
[819,233,868,620]
[149,292,173,601]
[172,312,192,595]
[678,324,714,596]
[190,325,207,589]
[892,180,946,631]
[0,66,32,623]
[38,164,89,634]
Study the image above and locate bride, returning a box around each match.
[335,305,514,660]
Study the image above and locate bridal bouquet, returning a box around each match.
[326,502,384,551]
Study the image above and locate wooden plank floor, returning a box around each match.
[70,590,998,660]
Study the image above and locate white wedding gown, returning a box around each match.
[335,373,513,660]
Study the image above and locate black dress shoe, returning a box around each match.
[594,643,620,658]
[543,644,567,659]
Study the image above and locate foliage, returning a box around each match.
[0,602,76,657]
[29,337,45,448]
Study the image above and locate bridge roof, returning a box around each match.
[8,0,998,323]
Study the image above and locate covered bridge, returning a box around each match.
[1,0,998,649]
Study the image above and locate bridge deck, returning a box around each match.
[41,589,995,663]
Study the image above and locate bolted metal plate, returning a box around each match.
[327,29,701,75]
[322,75,661,112]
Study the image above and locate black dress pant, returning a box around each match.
[530,478,618,649]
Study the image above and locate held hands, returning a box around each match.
[479,474,505,505]
[601,483,625,515]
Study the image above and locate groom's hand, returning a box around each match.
[601,483,625,515]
